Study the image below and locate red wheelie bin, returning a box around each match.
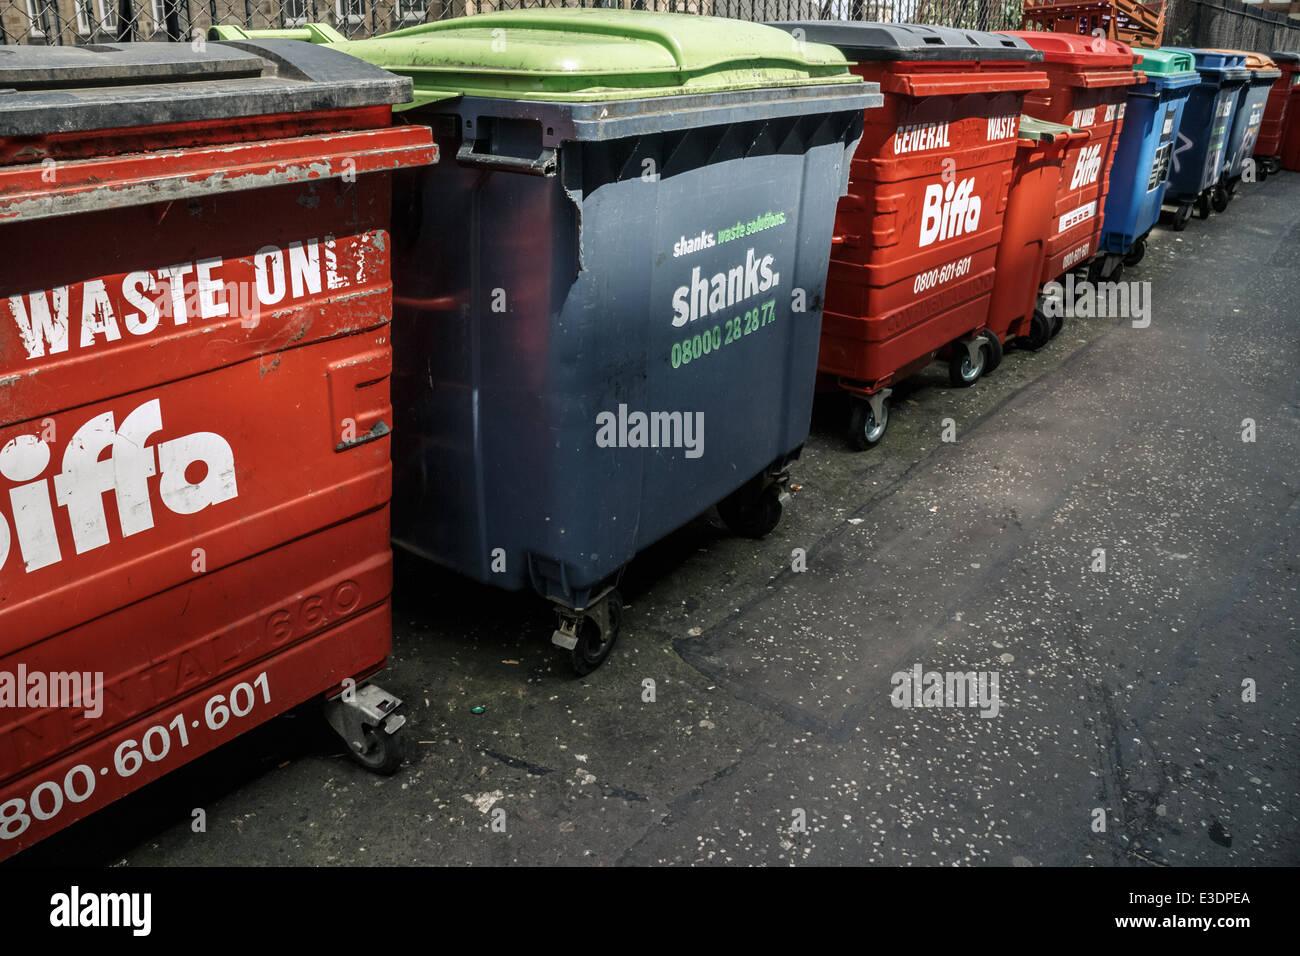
[986,116,1087,352]
[0,41,435,860]
[1262,52,1300,173]
[770,22,1048,449]
[999,32,1144,287]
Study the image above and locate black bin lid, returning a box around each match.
[0,40,412,137]
[1269,51,1300,65]
[766,21,1043,62]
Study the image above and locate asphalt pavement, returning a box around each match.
[12,171,1298,868]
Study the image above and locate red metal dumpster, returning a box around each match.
[986,116,1088,351]
[0,41,435,860]
[769,22,1048,449]
[1256,52,1298,175]
[1000,32,1143,286]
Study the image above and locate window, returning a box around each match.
[24,0,51,36]
[396,0,425,22]
[74,0,92,33]
[335,0,365,24]
[96,0,118,31]
[286,0,310,26]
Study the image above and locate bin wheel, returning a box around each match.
[1211,184,1229,213]
[568,591,623,676]
[981,331,1004,373]
[1172,203,1193,231]
[718,479,784,539]
[350,723,406,776]
[1122,237,1146,267]
[948,338,987,388]
[1257,164,1268,182]
[1049,310,1064,339]
[1196,192,1212,219]
[848,395,889,450]
[1268,158,1282,175]
[1018,308,1052,352]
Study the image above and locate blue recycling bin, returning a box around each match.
[1162,48,1250,229]
[1213,50,1282,199]
[1100,47,1199,264]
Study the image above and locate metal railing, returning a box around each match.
[1,0,1295,48]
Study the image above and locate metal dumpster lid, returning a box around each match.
[0,39,413,137]
[290,9,863,109]
[765,21,1043,62]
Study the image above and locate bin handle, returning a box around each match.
[1054,70,1146,89]
[881,72,1050,97]
[393,294,460,311]
[456,140,557,177]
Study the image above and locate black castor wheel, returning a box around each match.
[1017,307,1052,352]
[718,477,784,539]
[1122,237,1146,267]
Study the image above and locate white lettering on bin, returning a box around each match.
[0,399,238,575]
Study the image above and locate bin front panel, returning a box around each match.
[390,106,861,603]
[1224,83,1272,177]
[0,160,408,861]
[0,528,390,858]
[1167,83,1245,197]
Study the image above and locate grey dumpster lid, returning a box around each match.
[0,39,413,138]
[765,21,1043,62]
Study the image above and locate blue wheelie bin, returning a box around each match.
[1206,50,1282,206]
[1162,48,1249,229]
[1099,47,1198,269]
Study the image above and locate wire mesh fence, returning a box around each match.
[1165,0,1300,51]
[0,0,1295,49]
[1,0,1026,46]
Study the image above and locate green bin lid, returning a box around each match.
[312,9,861,108]
[1138,47,1199,78]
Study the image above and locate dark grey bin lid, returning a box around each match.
[766,21,1043,62]
[0,39,413,138]
[1270,51,1300,65]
